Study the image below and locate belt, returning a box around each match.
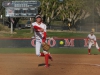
[36,39,41,40]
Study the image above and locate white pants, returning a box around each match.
[88,42,99,49]
[35,39,48,56]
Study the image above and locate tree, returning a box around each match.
[58,0,91,29]
[95,0,100,17]
[39,0,92,29]
[39,0,60,26]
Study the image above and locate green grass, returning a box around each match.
[47,32,89,38]
[1,29,100,38]
[0,48,35,53]
[0,29,100,38]
[0,48,99,54]
[13,29,33,38]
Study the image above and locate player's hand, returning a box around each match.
[35,28,44,32]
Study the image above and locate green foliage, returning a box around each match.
[38,0,100,30]
[39,0,95,28]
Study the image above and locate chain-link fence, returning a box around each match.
[77,24,100,32]
[77,0,100,32]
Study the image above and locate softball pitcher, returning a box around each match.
[32,15,53,67]
[87,31,100,55]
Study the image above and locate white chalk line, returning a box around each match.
[33,62,100,67]
[73,63,100,67]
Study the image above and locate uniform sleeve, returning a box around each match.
[34,26,41,30]
[44,25,46,32]
[42,32,47,42]
[32,23,42,31]
[94,35,96,41]
[42,25,47,43]
[87,34,89,41]
[32,23,35,26]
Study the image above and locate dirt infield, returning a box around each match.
[0,54,100,75]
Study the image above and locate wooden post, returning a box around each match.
[11,22,13,34]
[30,18,34,33]
[10,17,14,34]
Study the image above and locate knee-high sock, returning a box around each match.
[40,52,45,56]
[45,54,49,66]
[88,49,91,53]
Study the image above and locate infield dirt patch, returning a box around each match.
[0,54,100,75]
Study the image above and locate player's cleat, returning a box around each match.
[88,53,91,55]
[44,65,49,68]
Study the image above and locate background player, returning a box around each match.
[87,31,100,55]
[32,15,53,67]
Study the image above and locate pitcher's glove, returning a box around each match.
[42,42,50,51]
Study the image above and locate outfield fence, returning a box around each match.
[0,38,100,48]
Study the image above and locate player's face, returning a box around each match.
[36,18,42,23]
[91,33,93,35]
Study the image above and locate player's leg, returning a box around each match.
[95,42,100,52]
[43,51,53,67]
[43,51,49,67]
[35,40,41,56]
[88,43,92,55]
[41,40,53,67]
[35,40,45,56]
[45,54,49,67]
[43,51,53,61]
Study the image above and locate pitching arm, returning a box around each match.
[86,37,89,44]
[42,25,47,43]
[33,26,44,32]
[94,36,97,45]
[42,32,47,43]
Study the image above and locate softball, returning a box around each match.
[60,41,64,45]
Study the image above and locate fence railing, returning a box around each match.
[47,24,100,32]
